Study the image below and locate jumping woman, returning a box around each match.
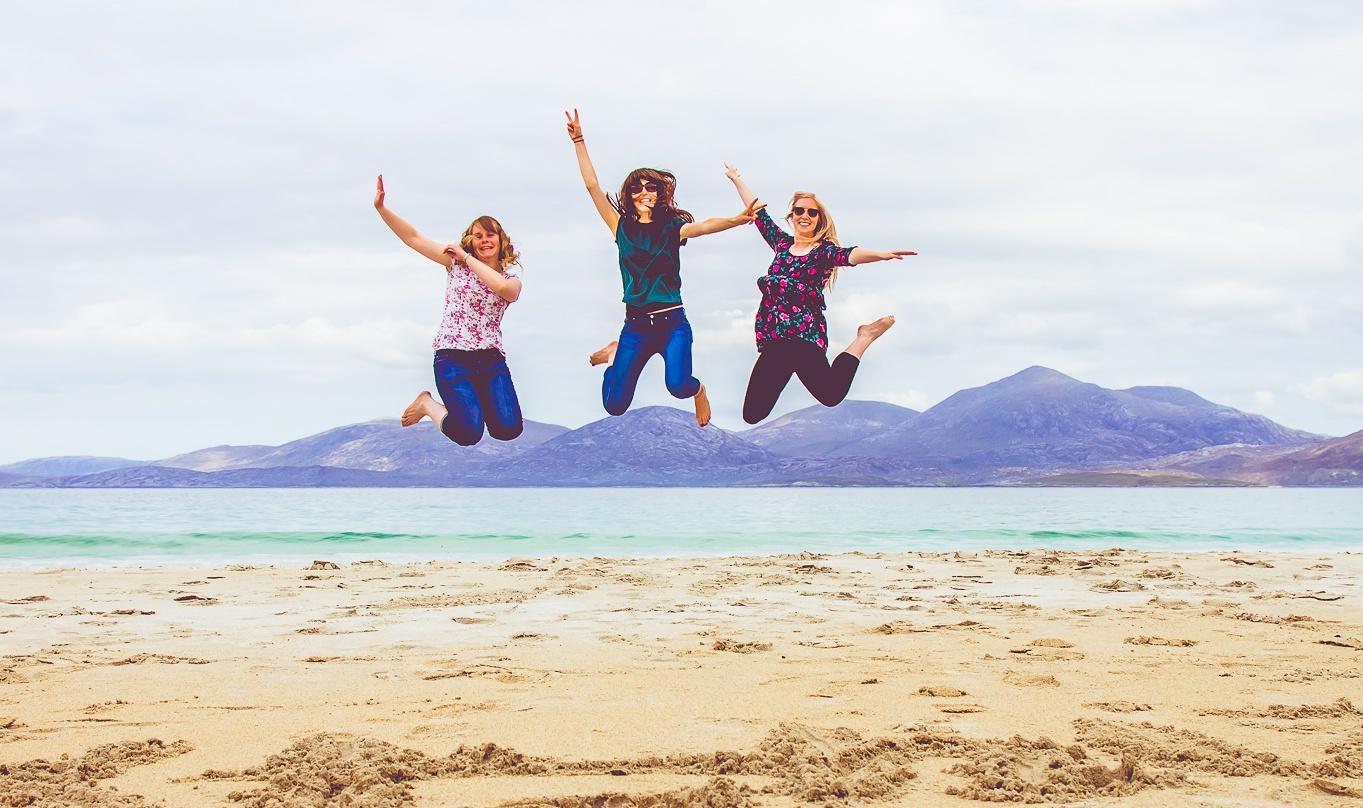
[565,109,762,427]
[373,174,525,445]
[723,163,916,425]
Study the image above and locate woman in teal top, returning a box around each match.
[566,109,761,427]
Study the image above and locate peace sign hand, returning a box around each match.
[723,162,741,180]
[736,197,766,224]
[564,108,583,141]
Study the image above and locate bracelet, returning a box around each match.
[571,136,584,143]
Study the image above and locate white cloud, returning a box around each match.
[2,1,1361,459]
[1299,370,1363,417]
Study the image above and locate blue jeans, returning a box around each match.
[602,308,701,416]
[433,348,524,446]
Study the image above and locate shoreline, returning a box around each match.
[3,549,1361,806]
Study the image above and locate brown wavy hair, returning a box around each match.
[610,168,694,229]
[785,191,841,289]
[459,215,520,270]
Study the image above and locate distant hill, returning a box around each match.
[13,465,435,489]
[1,367,1348,488]
[741,400,920,457]
[834,366,1319,471]
[158,418,568,477]
[485,406,780,486]
[0,456,149,477]
[1244,429,1363,485]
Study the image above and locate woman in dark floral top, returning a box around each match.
[725,163,916,425]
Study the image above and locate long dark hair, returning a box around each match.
[610,167,694,226]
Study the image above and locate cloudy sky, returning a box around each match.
[2,1,1361,463]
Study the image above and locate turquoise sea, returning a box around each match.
[0,488,1360,568]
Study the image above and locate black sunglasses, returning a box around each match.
[628,180,659,193]
[791,206,820,218]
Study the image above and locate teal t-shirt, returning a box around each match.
[615,214,686,308]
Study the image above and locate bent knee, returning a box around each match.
[441,422,483,446]
[666,381,699,399]
[487,420,524,442]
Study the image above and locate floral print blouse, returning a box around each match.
[752,208,854,352]
[432,259,520,354]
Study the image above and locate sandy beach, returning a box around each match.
[2,549,1361,806]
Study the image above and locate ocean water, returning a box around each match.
[0,488,1359,568]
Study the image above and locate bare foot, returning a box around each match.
[845,315,896,360]
[857,315,896,341]
[693,383,712,428]
[401,391,434,427]
[589,341,618,366]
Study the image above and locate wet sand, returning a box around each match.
[1,549,1361,806]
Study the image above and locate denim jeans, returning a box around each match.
[433,348,524,445]
[601,308,701,416]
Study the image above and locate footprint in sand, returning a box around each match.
[1085,701,1153,713]
[918,685,968,697]
[711,639,772,653]
[1003,672,1060,688]
[1124,636,1197,647]
[939,704,986,713]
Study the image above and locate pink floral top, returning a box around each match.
[432,259,520,353]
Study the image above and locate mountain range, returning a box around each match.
[3,366,1357,487]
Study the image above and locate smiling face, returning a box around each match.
[460,216,516,270]
[616,169,680,223]
[791,196,821,238]
[629,177,659,214]
[468,224,501,263]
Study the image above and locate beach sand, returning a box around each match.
[2,549,1361,806]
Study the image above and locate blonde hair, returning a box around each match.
[459,215,521,270]
[785,191,841,288]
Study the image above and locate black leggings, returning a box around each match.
[742,338,860,424]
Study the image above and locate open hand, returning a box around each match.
[881,249,917,260]
[723,162,741,180]
[373,174,385,208]
[564,108,582,140]
[736,197,766,224]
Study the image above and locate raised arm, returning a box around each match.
[725,163,788,250]
[441,244,522,303]
[565,109,620,235]
[723,162,760,208]
[373,175,451,267]
[679,198,766,240]
[848,247,918,266]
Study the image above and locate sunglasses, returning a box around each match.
[791,206,821,218]
[628,180,659,193]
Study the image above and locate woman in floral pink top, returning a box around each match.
[724,164,916,425]
[373,175,524,445]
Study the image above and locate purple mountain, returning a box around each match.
[741,400,920,458]
[834,366,1320,471]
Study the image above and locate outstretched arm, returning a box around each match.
[373,175,451,267]
[565,109,620,235]
[849,247,917,266]
[725,163,788,250]
[441,243,522,303]
[723,162,760,208]
[679,199,766,240]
